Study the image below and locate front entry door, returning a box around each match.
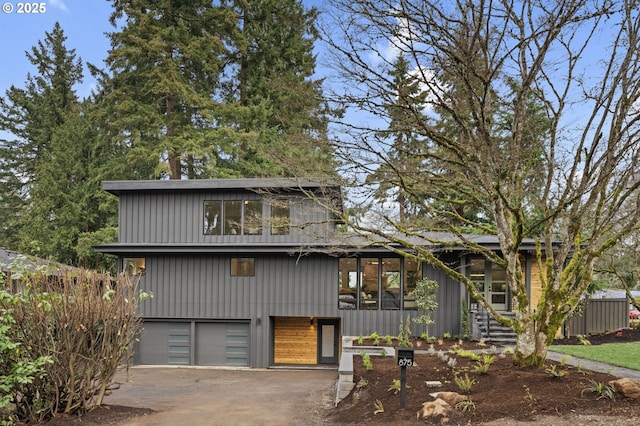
[469,258,507,311]
[317,319,339,364]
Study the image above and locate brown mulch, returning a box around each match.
[328,329,640,424]
[36,329,640,425]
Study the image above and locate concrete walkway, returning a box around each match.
[546,350,640,380]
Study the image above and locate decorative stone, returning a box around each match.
[425,380,443,388]
[609,378,640,399]
[416,398,451,421]
[429,391,469,405]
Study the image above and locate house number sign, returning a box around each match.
[396,347,414,367]
[396,347,414,408]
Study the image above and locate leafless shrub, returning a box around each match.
[0,268,145,423]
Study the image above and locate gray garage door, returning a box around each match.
[196,322,249,366]
[137,322,191,365]
[136,321,249,366]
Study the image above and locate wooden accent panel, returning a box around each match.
[274,317,317,365]
[528,258,545,311]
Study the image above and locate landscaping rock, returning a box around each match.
[609,378,640,399]
[430,391,469,405]
[416,398,452,422]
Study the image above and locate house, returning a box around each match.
[95,178,546,368]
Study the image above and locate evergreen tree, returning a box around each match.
[368,55,429,223]
[0,22,83,255]
[98,0,236,179]
[219,0,335,177]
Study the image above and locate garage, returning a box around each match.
[136,321,250,367]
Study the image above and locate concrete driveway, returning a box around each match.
[103,367,338,426]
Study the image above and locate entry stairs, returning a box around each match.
[471,309,517,345]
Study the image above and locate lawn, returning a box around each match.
[550,341,640,370]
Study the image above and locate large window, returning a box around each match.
[204,199,262,236]
[270,199,290,235]
[339,257,420,310]
[403,258,421,309]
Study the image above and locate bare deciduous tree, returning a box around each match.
[322,0,640,366]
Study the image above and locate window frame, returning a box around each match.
[231,258,255,277]
[203,198,264,236]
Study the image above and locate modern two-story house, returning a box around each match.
[96,178,545,368]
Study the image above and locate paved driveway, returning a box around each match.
[104,367,338,426]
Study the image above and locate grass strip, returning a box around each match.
[550,341,640,371]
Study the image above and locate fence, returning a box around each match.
[563,298,629,337]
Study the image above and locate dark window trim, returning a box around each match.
[231,257,255,277]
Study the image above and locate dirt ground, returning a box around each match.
[38,328,640,425]
[329,329,640,425]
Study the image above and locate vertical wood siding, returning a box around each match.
[118,191,335,244]
[139,253,463,367]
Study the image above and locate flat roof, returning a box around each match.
[102,177,340,194]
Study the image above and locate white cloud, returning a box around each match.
[49,0,69,13]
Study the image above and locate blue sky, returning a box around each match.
[0,0,331,101]
[0,1,113,98]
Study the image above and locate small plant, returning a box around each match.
[443,332,452,339]
[398,315,413,348]
[523,385,537,403]
[387,378,411,394]
[380,349,387,357]
[454,372,476,394]
[357,335,364,345]
[455,400,476,411]
[447,357,458,368]
[581,379,615,401]
[576,334,591,345]
[545,364,567,379]
[472,354,496,374]
[370,332,380,346]
[384,334,393,346]
[373,399,384,414]
[356,377,368,389]
[360,351,373,371]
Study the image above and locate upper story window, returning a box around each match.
[270,199,290,235]
[203,199,262,236]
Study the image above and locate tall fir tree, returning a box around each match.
[218,0,335,178]
[0,22,83,255]
[97,0,237,179]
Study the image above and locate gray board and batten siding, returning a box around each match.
[103,179,339,245]
[133,252,462,368]
[97,179,463,368]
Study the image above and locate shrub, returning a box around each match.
[0,267,146,423]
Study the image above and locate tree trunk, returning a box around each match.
[513,320,549,367]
